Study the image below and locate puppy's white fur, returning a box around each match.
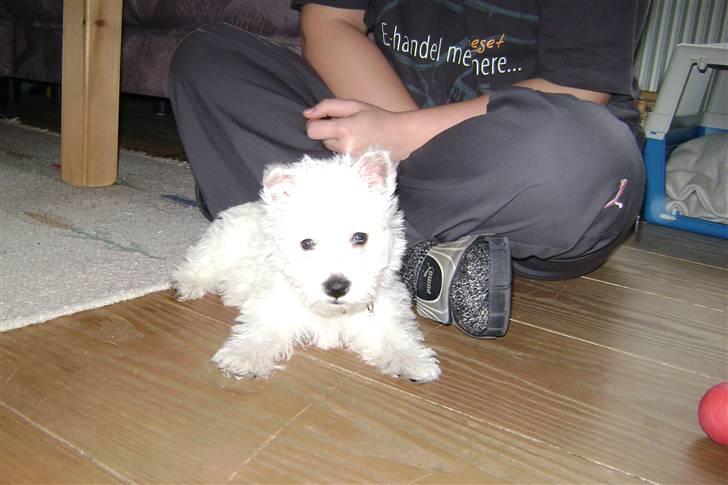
[172,151,440,382]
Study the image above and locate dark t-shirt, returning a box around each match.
[293,0,649,142]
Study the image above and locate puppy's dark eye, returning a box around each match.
[351,232,368,245]
[300,238,316,250]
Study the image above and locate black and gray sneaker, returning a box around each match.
[401,235,512,338]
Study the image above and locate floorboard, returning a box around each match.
[0,406,116,483]
[1,294,628,484]
[512,275,726,378]
[2,296,346,483]
[623,223,728,268]
[304,318,726,484]
[591,245,727,311]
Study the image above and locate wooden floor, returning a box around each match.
[2,86,727,483]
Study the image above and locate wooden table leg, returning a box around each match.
[61,0,123,187]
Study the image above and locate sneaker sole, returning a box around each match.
[451,236,511,338]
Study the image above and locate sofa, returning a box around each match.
[0,0,301,99]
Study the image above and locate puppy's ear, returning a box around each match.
[355,150,397,194]
[261,164,296,203]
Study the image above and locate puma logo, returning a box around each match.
[604,179,628,209]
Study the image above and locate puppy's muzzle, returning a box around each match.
[323,274,351,300]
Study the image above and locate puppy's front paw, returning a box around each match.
[171,281,205,301]
[382,347,441,384]
[400,348,441,383]
[170,269,207,301]
[212,343,281,379]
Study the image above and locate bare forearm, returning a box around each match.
[300,5,417,112]
[397,97,489,154]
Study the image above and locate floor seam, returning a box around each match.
[510,318,718,380]
[300,353,658,485]
[579,275,725,313]
[1,401,133,484]
[228,374,350,479]
[618,245,727,270]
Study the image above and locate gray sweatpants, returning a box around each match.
[168,24,645,280]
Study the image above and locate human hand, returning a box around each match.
[303,99,419,162]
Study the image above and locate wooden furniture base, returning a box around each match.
[61,0,123,187]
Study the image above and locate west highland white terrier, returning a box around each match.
[172,150,440,383]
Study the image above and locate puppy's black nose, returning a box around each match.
[323,275,351,299]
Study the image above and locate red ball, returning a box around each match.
[698,382,728,445]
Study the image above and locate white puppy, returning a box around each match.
[172,150,440,383]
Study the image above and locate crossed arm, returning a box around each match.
[300,4,610,161]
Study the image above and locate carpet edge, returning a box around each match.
[0,281,172,333]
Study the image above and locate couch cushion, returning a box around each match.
[4,0,62,80]
[121,0,300,97]
[3,0,301,97]
[0,4,13,76]
[4,0,63,25]
[124,0,299,37]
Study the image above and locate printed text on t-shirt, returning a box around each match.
[379,23,523,76]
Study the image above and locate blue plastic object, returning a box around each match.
[641,43,728,239]
[642,126,728,239]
